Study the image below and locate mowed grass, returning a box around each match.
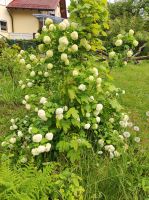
[111,61,149,140]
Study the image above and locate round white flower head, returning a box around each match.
[96,78,102,84]
[119,121,128,128]
[38,145,46,153]
[12,124,18,130]
[105,145,115,152]
[21,84,26,89]
[115,39,123,46]
[96,117,101,123]
[47,63,53,69]
[59,36,69,46]
[20,50,25,55]
[129,29,134,36]
[58,45,66,52]
[56,108,63,115]
[110,152,114,159]
[146,111,149,117]
[134,126,140,132]
[45,143,51,152]
[86,113,91,118]
[109,118,114,123]
[30,71,36,77]
[134,137,140,143]
[71,44,78,52]
[17,54,22,59]
[27,82,33,87]
[96,104,103,111]
[45,132,53,141]
[127,50,133,57]
[19,80,23,85]
[10,118,15,124]
[32,134,42,143]
[84,123,91,130]
[25,104,31,110]
[58,22,67,30]
[56,114,64,120]
[38,109,47,121]
[78,84,86,91]
[85,44,91,51]
[44,72,49,77]
[133,40,138,47]
[38,71,43,75]
[72,69,79,76]
[30,54,36,61]
[109,51,116,58]
[123,131,130,138]
[35,32,40,39]
[31,148,39,156]
[114,151,120,157]
[42,25,48,32]
[123,114,129,121]
[124,61,127,66]
[46,50,53,57]
[49,24,56,31]
[40,97,47,104]
[45,18,53,25]
[71,31,78,40]
[26,64,31,70]
[20,58,25,65]
[9,137,16,144]
[63,19,70,27]
[20,157,27,163]
[63,106,68,111]
[25,95,29,101]
[61,53,68,61]
[119,135,124,140]
[22,100,26,105]
[88,76,94,81]
[92,67,98,77]
[92,123,98,129]
[28,127,32,133]
[98,151,103,155]
[117,34,123,39]
[17,130,23,137]
[1,141,7,147]
[43,36,51,44]
[98,139,104,147]
[89,96,94,101]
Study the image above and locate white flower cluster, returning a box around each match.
[127,50,133,57]
[31,143,51,156]
[56,107,64,120]
[115,39,123,46]
[104,145,120,158]
[38,109,47,121]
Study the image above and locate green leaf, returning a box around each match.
[66,107,79,119]
[68,89,76,101]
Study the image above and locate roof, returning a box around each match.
[7,0,60,10]
[33,14,63,23]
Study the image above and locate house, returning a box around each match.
[0,0,67,39]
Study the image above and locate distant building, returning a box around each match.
[0,0,67,39]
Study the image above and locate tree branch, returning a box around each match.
[133,43,146,57]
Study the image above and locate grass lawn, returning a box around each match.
[111,61,149,141]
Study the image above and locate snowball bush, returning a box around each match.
[2,19,140,166]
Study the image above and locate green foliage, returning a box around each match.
[69,0,109,50]
[0,159,84,200]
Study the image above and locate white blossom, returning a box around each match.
[58,22,67,30]
[84,123,91,129]
[114,151,120,157]
[32,134,42,143]
[109,51,116,58]
[117,34,123,39]
[45,143,51,152]
[98,151,103,155]
[105,145,115,152]
[19,80,23,85]
[71,44,78,52]
[134,126,140,132]
[96,78,102,84]
[25,95,29,101]
[92,123,98,129]
[61,53,68,61]
[96,117,101,123]
[25,104,31,110]
[27,82,33,87]
[10,118,15,124]
[127,50,133,57]
[31,148,39,156]
[19,58,25,65]
[59,36,69,46]
[44,72,49,77]
[124,61,127,66]
[123,131,130,138]
[96,104,103,111]
[12,124,18,130]
[35,32,40,39]
[9,137,16,144]
[115,39,123,46]
[86,113,91,118]
[45,18,53,25]
[129,29,134,36]
[42,26,48,32]
[38,109,47,121]
[38,71,43,75]
[46,50,53,57]
[49,24,56,31]
[85,44,91,51]
[110,152,114,159]
[47,63,53,69]
[30,71,36,77]
[63,106,68,111]
[72,69,79,76]
[146,111,149,117]
[43,36,51,44]
[134,137,140,143]
[65,59,69,65]
[109,118,114,123]
[92,67,98,77]
[56,108,63,115]
[38,145,46,153]
[133,40,138,47]
[45,132,53,141]
[78,84,86,91]
[63,19,70,27]
[17,131,23,138]
[20,157,27,163]
[20,50,25,55]
[56,114,64,120]
[30,54,36,61]
[89,96,94,101]
[71,31,78,40]
[88,76,94,81]
[98,139,104,147]
[40,97,47,104]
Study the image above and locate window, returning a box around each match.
[0,20,7,31]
